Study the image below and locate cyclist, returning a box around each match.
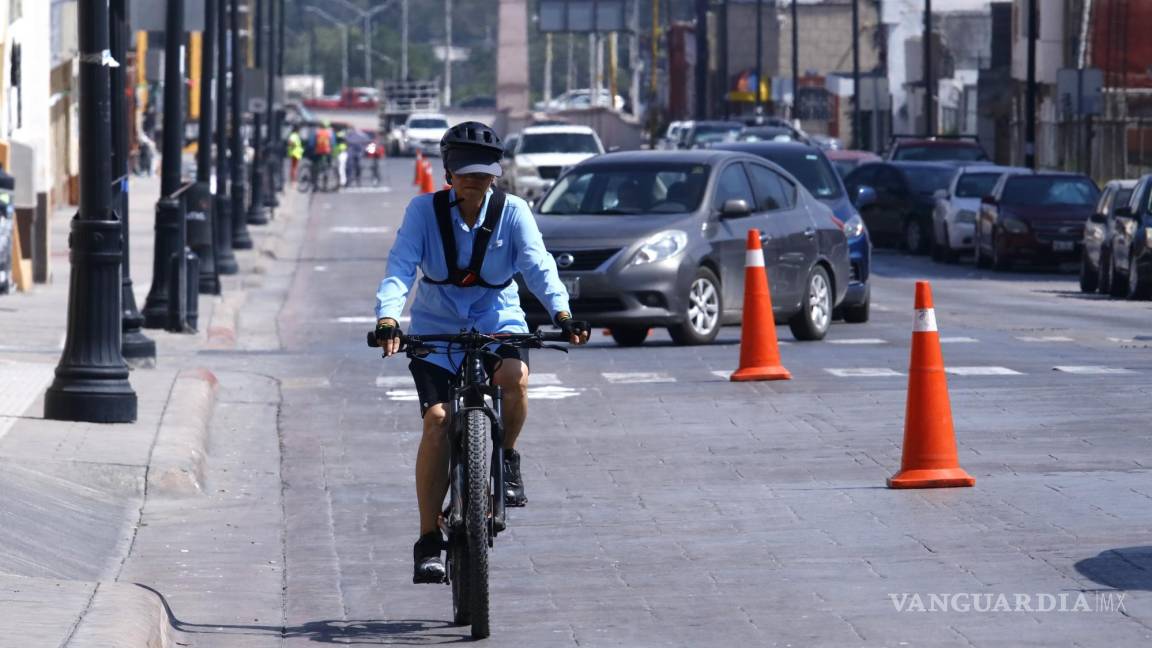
[373,121,589,584]
[311,121,334,167]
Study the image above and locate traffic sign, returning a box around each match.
[1056,67,1103,119]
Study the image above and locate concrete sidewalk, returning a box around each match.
[0,172,300,648]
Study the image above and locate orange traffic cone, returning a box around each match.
[413,150,424,186]
[419,160,436,194]
[888,281,976,489]
[731,229,791,381]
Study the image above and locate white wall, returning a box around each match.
[1010,0,1064,84]
[6,0,53,196]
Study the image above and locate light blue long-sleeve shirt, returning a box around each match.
[375,188,570,371]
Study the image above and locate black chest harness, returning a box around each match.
[421,189,513,289]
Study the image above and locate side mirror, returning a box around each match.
[1088,212,1107,224]
[607,146,621,153]
[720,198,753,218]
[1115,206,1134,218]
[981,194,998,205]
[854,185,877,209]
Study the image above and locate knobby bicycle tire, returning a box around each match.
[464,409,491,639]
[449,532,470,626]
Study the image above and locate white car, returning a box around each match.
[931,165,1030,262]
[399,113,450,156]
[660,121,686,150]
[499,125,605,202]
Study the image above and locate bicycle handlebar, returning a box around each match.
[366,329,572,349]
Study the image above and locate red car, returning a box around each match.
[974,173,1100,270]
[825,149,881,178]
[886,136,990,163]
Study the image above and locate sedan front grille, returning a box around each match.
[550,248,622,271]
[538,166,562,180]
[1030,221,1084,241]
[522,297,626,314]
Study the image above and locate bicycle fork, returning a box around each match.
[449,382,508,539]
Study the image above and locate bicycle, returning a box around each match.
[367,328,575,639]
[297,156,340,194]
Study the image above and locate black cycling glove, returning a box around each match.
[374,318,403,346]
[555,314,588,338]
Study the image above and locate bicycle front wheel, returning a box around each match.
[464,409,491,639]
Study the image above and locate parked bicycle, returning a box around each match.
[367,328,576,639]
[296,156,339,194]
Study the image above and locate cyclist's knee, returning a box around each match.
[422,404,451,437]
[494,362,529,399]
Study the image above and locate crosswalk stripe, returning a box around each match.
[825,368,904,377]
[329,226,389,234]
[376,376,411,388]
[1016,336,1075,343]
[939,336,979,344]
[601,372,676,384]
[1053,366,1136,375]
[531,373,562,385]
[711,370,730,380]
[946,366,1023,376]
[828,338,887,345]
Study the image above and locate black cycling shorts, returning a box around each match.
[408,345,530,417]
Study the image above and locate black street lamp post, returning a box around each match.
[230,0,254,249]
[44,0,138,423]
[261,0,280,208]
[214,0,238,270]
[110,0,156,366]
[142,0,192,331]
[192,0,221,295]
[246,0,270,225]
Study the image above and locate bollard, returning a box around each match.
[187,182,220,294]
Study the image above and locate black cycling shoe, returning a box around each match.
[413,531,447,584]
[504,449,527,507]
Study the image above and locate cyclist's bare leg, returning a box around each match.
[416,403,451,535]
[492,359,529,449]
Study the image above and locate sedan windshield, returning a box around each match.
[1002,177,1099,206]
[409,119,448,129]
[753,149,843,200]
[954,172,1004,198]
[538,164,711,215]
[893,145,989,162]
[520,133,601,154]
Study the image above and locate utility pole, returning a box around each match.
[110,0,156,366]
[247,0,270,225]
[194,0,221,294]
[215,0,238,274]
[401,0,409,80]
[755,0,763,118]
[851,0,861,149]
[142,0,192,331]
[694,0,708,119]
[649,0,658,102]
[544,32,553,105]
[1024,0,1037,169]
[45,0,138,422]
[445,0,453,106]
[230,0,254,249]
[923,0,934,136]
[567,32,575,94]
[630,0,641,116]
[791,0,799,120]
[262,0,279,208]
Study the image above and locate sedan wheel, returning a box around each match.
[609,327,649,347]
[1127,255,1152,300]
[904,219,927,254]
[1079,253,1098,293]
[668,267,722,345]
[789,266,832,341]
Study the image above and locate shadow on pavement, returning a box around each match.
[1074,546,1152,591]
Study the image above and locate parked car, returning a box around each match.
[660,121,687,150]
[825,149,881,178]
[885,135,990,162]
[536,89,625,112]
[1098,175,1152,299]
[681,121,744,149]
[735,125,805,144]
[397,113,450,156]
[931,165,1031,262]
[1080,179,1137,294]
[498,124,604,202]
[843,161,958,253]
[974,173,1100,270]
[522,150,851,345]
[713,142,872,323]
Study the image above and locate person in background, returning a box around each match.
[287,125,304,182]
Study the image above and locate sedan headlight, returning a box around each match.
[1085,223,1104,241]
[955,209,977,224]
[631,230,688,266]
[842,214,865,239]
[1002,218,1029,234]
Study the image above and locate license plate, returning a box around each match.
[561,277,580,299]
[1053,241,1075,251]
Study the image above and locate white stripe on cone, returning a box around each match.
[913,308,938,333]
[745,248,765,267]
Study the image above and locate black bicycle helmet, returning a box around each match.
[439,121,504,158]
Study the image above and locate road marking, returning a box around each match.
[386,389,420,401]
[314,265,328,272]
[1015,336,1075,343]
[341,186,393,194]
[945,366,1023,376]
[828,338,887,345]
[329,226,389,234]
[940,336,979,344]
[0,361,55,440]
[1053,366,1136,375]
[527,385,582,399]
[376,375,411,388]
[711,370,731,380]
[825,368,904,377]
[336,315,410,324]
[531,373,562,386]
[601,372,676,384]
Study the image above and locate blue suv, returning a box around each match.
[713,142,872,322]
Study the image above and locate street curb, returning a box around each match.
[67,582,176,648]
[206,293,243,350]
[146,368,219,497]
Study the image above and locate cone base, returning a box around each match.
[887,467,975,489]
[730,365,792,382]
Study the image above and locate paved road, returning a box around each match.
[127,159,1152,646]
